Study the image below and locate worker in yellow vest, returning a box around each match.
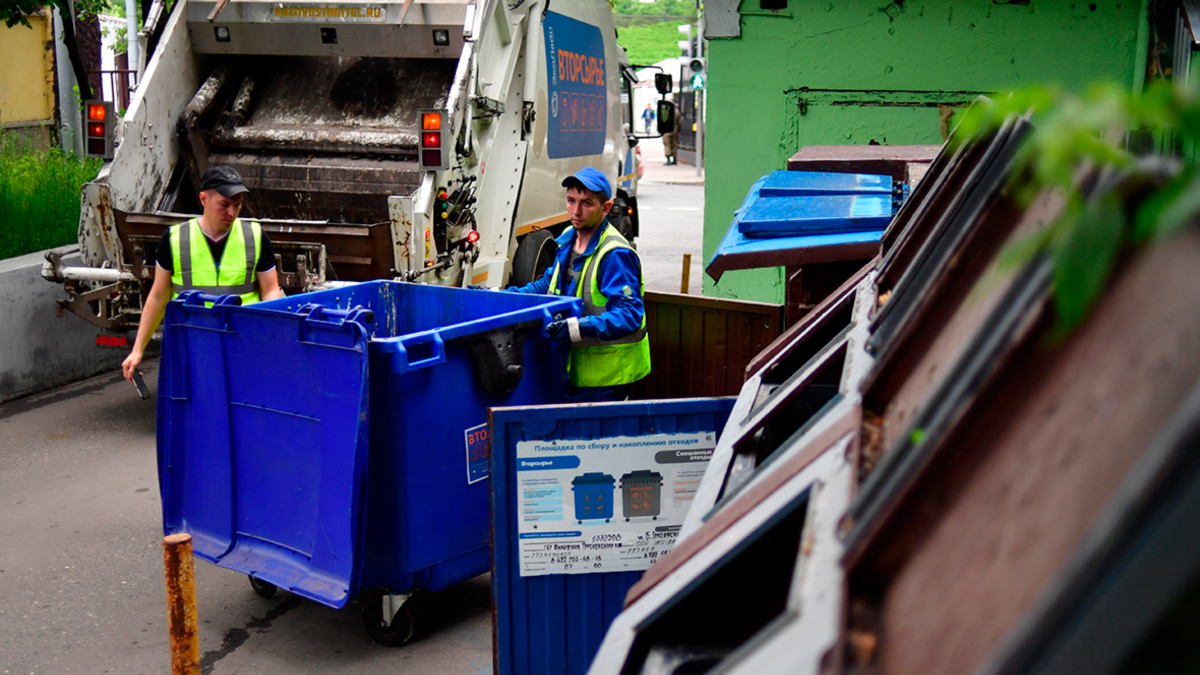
[509,168,651,399]
[122,166,284,383]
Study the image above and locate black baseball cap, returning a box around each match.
[199,165,250,198]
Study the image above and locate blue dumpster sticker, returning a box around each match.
[465,423,489,484]
[514,431,716,577]
[543,10,607,159]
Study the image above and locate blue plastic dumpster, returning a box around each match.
[572,472,616,522]
[157,281,580,644]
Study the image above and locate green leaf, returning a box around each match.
[1132,169,1195,242]
[1149,171,1200,240]
[1048,194,1126,341]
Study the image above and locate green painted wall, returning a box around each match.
[703,0,1147,302]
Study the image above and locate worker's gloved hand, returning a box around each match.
[545,320,572,342]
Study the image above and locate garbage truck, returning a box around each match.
[43,0,647,336]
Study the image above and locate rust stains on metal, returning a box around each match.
[163,533,200,675]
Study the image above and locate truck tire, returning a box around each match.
[511,229,557,287]
[612,195,638,241]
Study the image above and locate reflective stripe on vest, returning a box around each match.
[170,218,262,304]
[547,224,651,388]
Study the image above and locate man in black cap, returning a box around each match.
[122,165,283,383]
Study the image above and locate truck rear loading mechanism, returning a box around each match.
[44,0,650,335]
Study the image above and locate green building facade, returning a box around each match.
[702,0,1150,302]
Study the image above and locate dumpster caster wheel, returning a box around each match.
[362,592,415,647]
[248,576,277,599]
[625,518,630,522]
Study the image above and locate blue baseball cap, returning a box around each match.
[561,167,612,201]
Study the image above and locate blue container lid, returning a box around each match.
[757,170,892,197]
[572,472,615,487]
[737,194,892,238]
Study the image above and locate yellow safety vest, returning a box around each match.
[169,218,263,305]
[547,225,651,388]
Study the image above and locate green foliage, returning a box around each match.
[0,134,102,261]
[618,21,686,66]
[612,0,696,18]
[0,0,42,28]
[954,81,1200,339]
[1,0,109,26]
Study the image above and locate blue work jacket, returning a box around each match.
[511,220,645,341]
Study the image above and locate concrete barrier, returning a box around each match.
[0,246,126,404]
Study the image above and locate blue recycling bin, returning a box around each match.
[572,472,616,522]
[157,281,581,613]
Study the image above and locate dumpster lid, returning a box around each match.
[572,472,615,485]
[159,296,374,608]
[737,194,892,238]
[707,174,885,282]
[757,169,892,198]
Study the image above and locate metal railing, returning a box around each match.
[87,69,137,111]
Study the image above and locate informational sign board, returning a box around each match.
[543,10,607,159]
[515,431,716,577]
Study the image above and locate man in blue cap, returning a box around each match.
[510,167,650,397]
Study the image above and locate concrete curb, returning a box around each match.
[642,179,706,186]
[0,246,125,404]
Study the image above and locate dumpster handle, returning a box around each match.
[178,291,243,307]
[299,304,376,328]
[395,333,446,372]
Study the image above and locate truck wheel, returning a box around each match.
[511,229,556,287]
[248,575,277,599]
[361,591,416,647]
[611,198,637,242]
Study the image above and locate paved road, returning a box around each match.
[636,181,705,295]
[0,180,703,674]
[0,364,493,675]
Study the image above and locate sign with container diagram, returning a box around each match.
[543,10,607,159]
[515,431,715,577]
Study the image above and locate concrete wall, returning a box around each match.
[703,0,1147,303]
[0,247,125,403]
[0,11,56,125]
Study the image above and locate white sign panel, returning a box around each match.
[515,431,716,577]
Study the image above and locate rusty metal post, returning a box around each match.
[163,533,200,675]
[681,253,692,294]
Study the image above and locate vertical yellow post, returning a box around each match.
[163,533,200,675]
[680,253,692,294]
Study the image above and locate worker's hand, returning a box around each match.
[545,320,571,342]
[122,350,142,382]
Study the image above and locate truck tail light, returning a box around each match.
[83,100,114,159]
[418,108,449,171]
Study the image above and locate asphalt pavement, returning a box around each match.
[635,136,705,295]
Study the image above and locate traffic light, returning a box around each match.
[418,108,449,171]
[677,24,693,58]
[687,58,706,91]
[83,101,114,159]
